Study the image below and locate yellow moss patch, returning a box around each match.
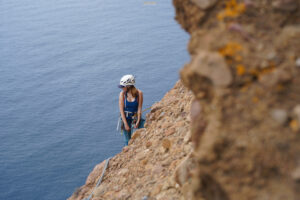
[217,0,246,21]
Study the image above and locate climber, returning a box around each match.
[118,74,145,146]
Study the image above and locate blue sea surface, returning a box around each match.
[0,0,189,199]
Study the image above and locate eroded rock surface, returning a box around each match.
[68,81,193,200]
[174,0,300,199]
[69,0,300,199]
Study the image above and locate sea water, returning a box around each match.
[0,0,189,199]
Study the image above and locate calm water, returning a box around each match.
[0,0,189,199]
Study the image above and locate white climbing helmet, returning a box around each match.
[118,74,135,88]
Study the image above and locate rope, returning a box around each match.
[142,106,151,113]
[85,107,151,199]
[85,108,151,199]
[117,106,151,132]
[84,157,111,200]
[116,116,121,131]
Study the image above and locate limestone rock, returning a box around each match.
[191,0,217,10]
[94,184,108,197]
[141,159,148,165]
[165,128,175,136]
[118,168,129,176]
[85,161,105,185]
[291,167,300,182]
[146,141,152,148]
[188,51,232,88]
[69,1,300,200]
[276,25,300,47]
[272,0,298,11]
[162,139,171,150]
[296,58,300,67]
[174,155,196,186]
[122,146,129,152]
[131,129,142,141]
[151,184,162,196]
[184,131,192,143]
[153,165,164,175]
[293,105,300,124]
[259,68,292,87]
[190,100,201,122]
[270,109,288,125]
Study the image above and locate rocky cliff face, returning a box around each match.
[174,0,300,199]
[69,0,300,199]
[68,81,194,200]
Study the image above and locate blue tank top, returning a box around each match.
[124,92,138,113]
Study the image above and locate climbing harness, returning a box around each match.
[84,157,111,200]
[116,91,149,133]
[116,107,150,132]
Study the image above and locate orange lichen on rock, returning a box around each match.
[257,65,276,80]
[236,64,246,76]
[219,42,243,58]
[240,84,250,92]
[252,96,259,103]
[260,63,276,74]
[69,0,300,199]
[249,68,260,79]
[219,42,247,77]
[235,55,242,62]
[217,0,246,21]
[276,84,284,92]
[249,63,276,81]
[290,119,299,132]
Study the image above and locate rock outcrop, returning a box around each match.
[69,0,300,199]
[174,0,300,199]
[68,81,194,200]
